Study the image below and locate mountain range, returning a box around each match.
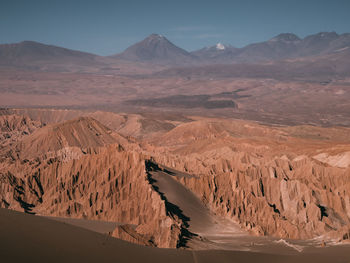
[1,31,350,75]
[111,31,350,64]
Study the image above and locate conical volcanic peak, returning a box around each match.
[111,34,194,64]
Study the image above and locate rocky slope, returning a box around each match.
[1,111,350,248]
[0,115,191,248]
[148,118,350,243]
[0,114,42,141]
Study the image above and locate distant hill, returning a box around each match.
[155,47,350,81]
[191,32,350,63]
[0,41,104,72]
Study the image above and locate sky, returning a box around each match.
[1,0,350,55]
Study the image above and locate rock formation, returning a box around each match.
[0,115,190,248]
[149,118,350,242]
[1,112,350,247]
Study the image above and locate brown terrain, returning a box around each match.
[1,32,350,262]
[0,110,350,260]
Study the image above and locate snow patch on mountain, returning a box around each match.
[216,43,225,50]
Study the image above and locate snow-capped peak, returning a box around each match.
[216,43,225,50]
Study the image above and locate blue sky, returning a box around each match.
[1,0,350,55]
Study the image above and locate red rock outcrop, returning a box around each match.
[1,112,350,247]
[0,114,42,149]
[0,116,189,248]
[149,118,350,242]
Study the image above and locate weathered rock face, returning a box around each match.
[0,114,42,150]
[149,119,350,242]
[0,116,188,248]
[1,112,350,247]
[0,114,41,134]
[112,224,156,247]
[157,156,350,240]
[15,116,120,159]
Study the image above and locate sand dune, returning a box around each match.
[1,208,350,263]
[145,161,350,257]
[42,215,119,234]
[147,161,214,234]
[0,208,192,263]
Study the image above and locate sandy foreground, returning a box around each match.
[0,208,349,263]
